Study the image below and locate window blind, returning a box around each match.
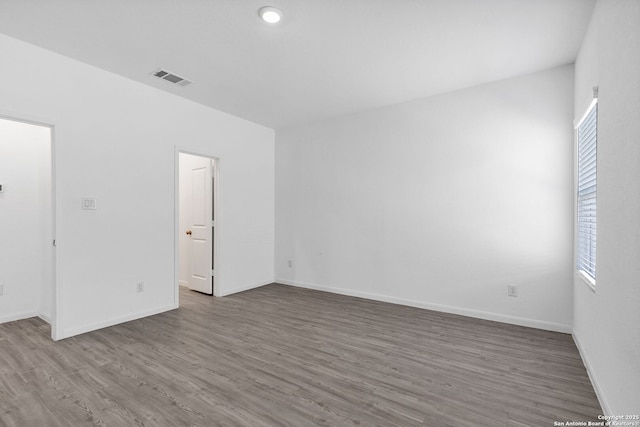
[577,102,597,281]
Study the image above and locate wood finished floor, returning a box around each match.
[1,284,601,426]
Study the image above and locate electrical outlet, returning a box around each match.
[288,259,293,268]
[508,285,518,297]
[136,281,144,293]
[81,197,97,210]
[0,284,3,296]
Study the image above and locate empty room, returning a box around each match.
[0,0,638,426]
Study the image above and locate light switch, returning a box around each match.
[81,197,97,210]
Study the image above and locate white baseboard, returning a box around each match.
[218,280,273,297]
[572,332,611,416]
[60,303,177,339]
[0,310,38,324]
[38,312,52,324]
[276,278,572,334]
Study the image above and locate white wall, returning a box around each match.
[0,118,52,323]
[573,0,640,415]
[0,33,275,339]
[276,65,575,332]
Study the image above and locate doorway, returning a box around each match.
[178,152,218,297]
[0,115,56,339]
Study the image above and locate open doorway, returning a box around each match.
[0,115,56,339]
[178,152,218,298]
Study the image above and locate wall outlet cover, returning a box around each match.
[81,197,97,210]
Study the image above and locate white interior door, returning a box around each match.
[186,156,213,294]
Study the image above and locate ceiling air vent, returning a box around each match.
[151,69,192,87]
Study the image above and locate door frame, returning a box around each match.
[174,147,220,307]
[0,111,59,340]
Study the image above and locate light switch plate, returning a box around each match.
[81,197,97,210]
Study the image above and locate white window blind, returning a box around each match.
[576,102,597,282]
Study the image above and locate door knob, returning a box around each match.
[186,230,192,235]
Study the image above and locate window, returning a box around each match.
[576,100,598,285]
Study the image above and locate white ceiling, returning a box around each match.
[0,0,594,129]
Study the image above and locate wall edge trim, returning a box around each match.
[0,311,39,324]
[572,331,612,416]
[60,303,177,340]
[38,312,52,324]
[218,280,273,297]
[276,278,572,333]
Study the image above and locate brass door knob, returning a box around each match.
[186,230,192,236]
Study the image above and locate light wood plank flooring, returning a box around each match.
[0,284,601,426]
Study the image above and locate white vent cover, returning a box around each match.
[151,69,192,87]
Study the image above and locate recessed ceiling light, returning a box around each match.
[258,6,282,24]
